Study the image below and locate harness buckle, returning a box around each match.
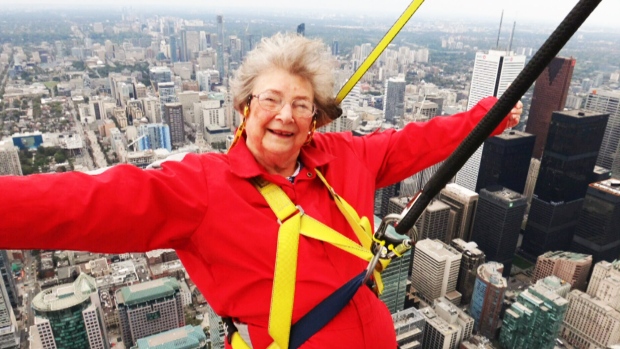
[277,205,304,225]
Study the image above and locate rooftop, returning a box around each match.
[116,277,179,306]
[134,325,206,349]
[32,274,96,312]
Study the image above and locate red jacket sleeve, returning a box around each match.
[349,96,508,188]
[0,153,209,253]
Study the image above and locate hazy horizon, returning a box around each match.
[2,0,619,29]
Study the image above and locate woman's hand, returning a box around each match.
[506,100,523,128]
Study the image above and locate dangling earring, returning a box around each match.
[304,118,317,146]
[228,106,249,152]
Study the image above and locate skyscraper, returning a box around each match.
[383,77,406,123]
[450,239,485,305]
[414,200,451,243]
[522,110,609,258]
[376,183,401,218]
[583,90,620,175]
[500,282,568,349]
[0,251,18,308]
[164,103,185,148]
[572,179,620,264]
[31,274,108,349]
[469,262,506,339]
[216,15,225,81]
[525,56,575,159]
[532,251,592,291]
[470,186,527,276]
[158,82,177,121]
[439,184,479,242]
[411,239,462,304]
[137,124,172,152]
[587,260,620,311]
[475,130,535,194]
[115,278,185,348]
[456,50,526,192]
[0,142,22,176]
[0,278,19,349]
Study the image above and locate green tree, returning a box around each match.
[54,151,67,164]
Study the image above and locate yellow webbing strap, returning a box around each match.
[335,0,426,104]
[251,171,384,349]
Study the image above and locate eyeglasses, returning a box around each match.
[251,91,315,119]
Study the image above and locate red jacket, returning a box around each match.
[0,97,505,348]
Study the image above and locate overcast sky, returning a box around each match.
[5,0,620,28]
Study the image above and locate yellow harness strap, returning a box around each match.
[251,170,388,349]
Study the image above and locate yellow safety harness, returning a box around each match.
[228,170,389,349]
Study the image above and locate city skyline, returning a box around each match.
[3,0,620,28]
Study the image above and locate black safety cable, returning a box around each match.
[394,0,603,236]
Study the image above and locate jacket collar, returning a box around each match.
[228,136,336,179]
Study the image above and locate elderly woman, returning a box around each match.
[0,33,521,349]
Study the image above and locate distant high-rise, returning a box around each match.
[0,277,19,349]
[164,103,185,148]
[137,124,172,152]
[31,274,108,349]
[439,184,479,242]
[411,239,462,305]
[532,251,592,291]
[158,82,177,121]
[376,182,401,218]
[470,186,527,276]
[525,57,575,159]
[456,50,526,192]
[383,77,406,123]
[0,141,22,176]
[572,179,620,264]
[469,262,506,339]
[296,23,305,36]
[522,110,609,258]
[169,36,178,62]
[0,250,18,308]
[116,278,185,348]
[500,282,568,349]
[475,130,535,194]
[375,217,411,314]
[149,67,172,85]
[583,90,620,175]
[216,15,225,81]
[451,239,485,305]
[331,39,339,56]
[392,307,426,349]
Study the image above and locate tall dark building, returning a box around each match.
[0,250,19,308]
[522,110,609,258]
[331,39,339,56]
[169,36,178,62]
[475,130,535,194]
[571,179,620,263]
[470,186,527,277]
[375,183,401,218]
[451,239,486,305]
[525,56,575,159]
[296,23,305,36]
[164,103,185,148]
